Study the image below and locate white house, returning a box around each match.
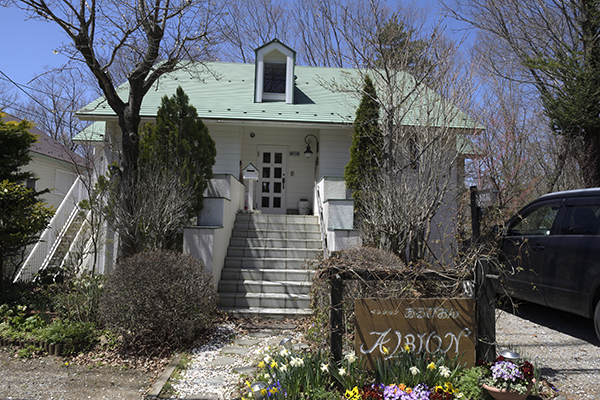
[21,40,476,317]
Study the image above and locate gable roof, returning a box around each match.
[3,114,87,167]
[76,61,478,131]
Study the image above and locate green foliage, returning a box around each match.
[344,76,382,206]
[39,318,98,354]
[0,113,37,184]
[372,350,462,390]
[254,348,334,399]
[454,366,492,400]
[52,274,105,325]
[139,86,216,215]
[0,180,54,285]
[100,251,217,353]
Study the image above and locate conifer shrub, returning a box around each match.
[100,251,217,353]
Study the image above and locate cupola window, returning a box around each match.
[254,39,296,104]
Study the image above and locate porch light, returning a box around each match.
[304,134,319,159]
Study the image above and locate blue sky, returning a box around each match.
[0,7,70,87]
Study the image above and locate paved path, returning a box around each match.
[170,323,306,400]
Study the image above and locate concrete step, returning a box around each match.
[220,268,314,282]
[223,257,312,269]
[218,292,311,309]
[235,214,318,223]
[229,237,322,249]
[231,229,321,240]
[218,279,311,295]
[219,307,312,319]
[226,247,320,259]
[233,221,320,232]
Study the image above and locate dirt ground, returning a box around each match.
[0,347,160,400]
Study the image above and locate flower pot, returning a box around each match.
[482,383,532,400]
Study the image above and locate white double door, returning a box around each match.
[258,146,287,214]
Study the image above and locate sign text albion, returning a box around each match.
[355,298,476,368]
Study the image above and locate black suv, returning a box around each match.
[500,188,600,340]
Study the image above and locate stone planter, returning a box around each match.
[482,382,533,400]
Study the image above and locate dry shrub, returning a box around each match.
[308,246,472,352]
[100,251,217,354]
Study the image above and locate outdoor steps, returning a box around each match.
[45,211,86,270]
[218,213,321,319]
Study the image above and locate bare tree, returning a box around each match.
[444,0,600,187]
[22,67,93,149]
[305,0,479,263]
[5,0,222,173]
[105,162,194,256]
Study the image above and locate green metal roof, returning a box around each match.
[76,61,479,130]
[73,121,106,143]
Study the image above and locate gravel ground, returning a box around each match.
[496,301,600,399]
[0,349,151,399]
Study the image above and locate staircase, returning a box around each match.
[218,213,322,318]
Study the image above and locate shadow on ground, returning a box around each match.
[497,298,599,346]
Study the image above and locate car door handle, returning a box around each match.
[532,244,545,251]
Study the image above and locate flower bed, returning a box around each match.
[240,345,543,400]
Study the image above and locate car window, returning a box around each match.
[507,203,559,236]
[560,205,600,235]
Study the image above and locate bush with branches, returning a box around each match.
[100,251,217,354]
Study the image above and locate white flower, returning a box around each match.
[456,393,464,399]
[338,367,347,376]
[280,363,288,372]
[410,366,420,375]
[279,349,290,357]
[263,355,272,363]
[345,352,357,364]
[320,363,329,373]
[290,356,304,367]
[440,366,451,378]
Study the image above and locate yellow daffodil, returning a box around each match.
[427,362,436,370]
[270,360,278,369]
[258,361,265,369]
[404,344,411,352]
[382,346,389,355]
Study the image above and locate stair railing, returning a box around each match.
[14,176,89,282]
[315,182,329,258]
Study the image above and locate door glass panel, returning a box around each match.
[262,197,270,207]
[273,197,281,208]
[263,152,271,163]
[274,182,282,193]
[274,168,282,179]
[508,204,559,236]
[275,152,283,164]
[262,182,270,193]
[262,167,270,178]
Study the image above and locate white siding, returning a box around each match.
[23,155,80,210]
[320,127,352,177]
[206,123,241,177]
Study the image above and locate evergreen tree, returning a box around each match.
[139,86,217,216]
[0,114,53,289]
[344,76,383,205]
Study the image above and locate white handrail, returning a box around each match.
[315,182,329,259]
[14,176,89,282]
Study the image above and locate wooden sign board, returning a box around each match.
[355,298,476,368]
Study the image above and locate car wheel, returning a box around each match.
[595,301,600,343]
